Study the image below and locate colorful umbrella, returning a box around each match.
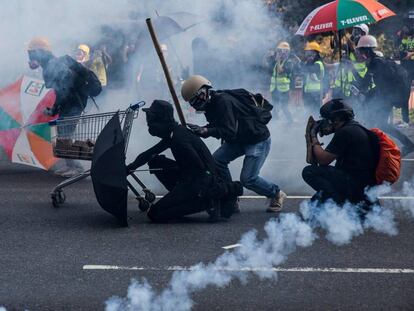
[0,75,58,170]
[296,0,395,36]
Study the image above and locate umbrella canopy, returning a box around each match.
[0,76,58,169]
[296,0,395,36]
[90,112,128,227]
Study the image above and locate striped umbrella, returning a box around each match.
[0,76,58,170]
[296,0,396,36]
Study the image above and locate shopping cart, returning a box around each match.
[49,101,156,209]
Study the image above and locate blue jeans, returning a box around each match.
[213,138,279,198]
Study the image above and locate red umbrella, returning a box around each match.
[296,0,395,36]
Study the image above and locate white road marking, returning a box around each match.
[83,265,414,274]
[154,195,414,200]
[222,244,242,250]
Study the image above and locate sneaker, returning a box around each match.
[266,190,287,213]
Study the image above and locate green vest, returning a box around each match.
[334,61,373,97]
[270,61,291,93]
[304,60,324,93]
[400,37,414,60]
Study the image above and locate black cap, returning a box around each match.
[320,99,354,120]
[142,100,174,121]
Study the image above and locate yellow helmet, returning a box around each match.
[27,37,52,52]
[78,44,90,56]
[181,75,212,102]
[304,41,322,53]
[277,42,290,50]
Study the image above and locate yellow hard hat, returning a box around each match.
[304,41,322,53]
[78,44,90,56]
[277,42,290,50]
[27,37,52,52]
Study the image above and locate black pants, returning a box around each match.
[302,165,366,205]
[146,155,241,222]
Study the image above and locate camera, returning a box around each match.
[314,119,335,137]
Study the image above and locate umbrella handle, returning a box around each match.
[130,101,146,111]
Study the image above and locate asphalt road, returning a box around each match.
[0,159,413,311]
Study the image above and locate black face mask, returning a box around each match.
[148,122,172,138]
[146,112,172,138]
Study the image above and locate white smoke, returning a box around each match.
[400,179,414,218]
[106,192,399,311]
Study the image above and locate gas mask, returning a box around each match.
[351,28,364,45]
[28,49,47,70]
[189,88,209,112]
[276,48,289,61]
[304,50,317,63]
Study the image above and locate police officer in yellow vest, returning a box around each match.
[270,42,298,123]
[333,24,374,104]
[302,41,325,116]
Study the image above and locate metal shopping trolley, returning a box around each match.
[49,101,156,209]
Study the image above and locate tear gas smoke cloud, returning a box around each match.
[401,179,414,218]
[0,0,290,192]
[106,187,399,311]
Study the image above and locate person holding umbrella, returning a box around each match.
[126,100,243,223]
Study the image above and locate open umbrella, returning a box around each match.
[0,75,58,169]
[296,0,395,36]
[90,112,128,226]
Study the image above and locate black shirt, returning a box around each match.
[129,124,217,180]
[325,121,377,186]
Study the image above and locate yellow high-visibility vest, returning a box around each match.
[270,61,291,93]
[304,60,324,93]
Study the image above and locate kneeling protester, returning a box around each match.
[302,98,400,212]
[126,100,243,223]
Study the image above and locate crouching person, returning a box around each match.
[302,99,379,207]
[126,100,243,223]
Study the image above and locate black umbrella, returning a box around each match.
[91,112,128,226]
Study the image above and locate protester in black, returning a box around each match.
[302,99,378,206]
[126,100,243,223]
[27,37,98,176]
[181,75,287,213]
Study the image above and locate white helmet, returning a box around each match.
[354,23,369,35]
[357,35,378,49]
[181,75,212,102]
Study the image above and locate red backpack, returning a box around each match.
[371,128,401,185]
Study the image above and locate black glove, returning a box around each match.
[187,123,209,138]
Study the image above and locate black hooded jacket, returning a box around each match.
[128,123,218,181]
[43,55,89,116]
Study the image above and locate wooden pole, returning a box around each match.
[146,18,186,126]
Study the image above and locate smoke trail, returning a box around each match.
[105,191,399,311]
[401,179,414,218]
[106,213,315,311]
